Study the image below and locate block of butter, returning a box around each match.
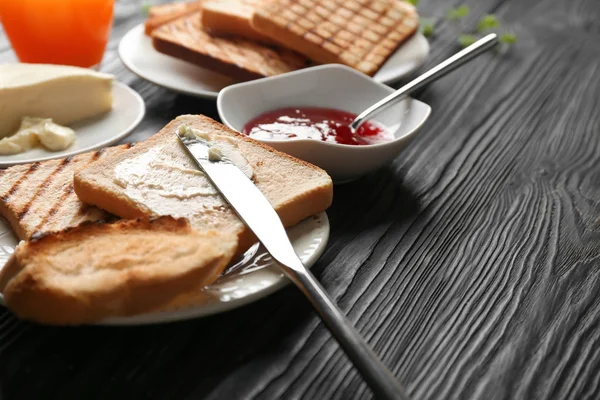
[0,64,114,138]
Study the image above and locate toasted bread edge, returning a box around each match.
[0,217,238,325]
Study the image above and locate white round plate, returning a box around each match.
[119,23,429,99]
[0,81,145,168]
[0,212,329,325]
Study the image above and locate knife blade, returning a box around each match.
[176,128,409,400]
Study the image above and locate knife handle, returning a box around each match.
[283,267,410,400]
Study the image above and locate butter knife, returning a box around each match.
[177,131,409,400]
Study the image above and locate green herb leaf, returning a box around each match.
[405,0,419,5]
[499,33,517,44]
[140,1,152,15]
[447,5,470,20]
[422,22,434,37]
[477,14,500,32]
[457,34,477,47]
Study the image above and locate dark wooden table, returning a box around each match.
[2,0,600,399]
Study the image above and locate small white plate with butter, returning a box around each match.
[0,82,145,168]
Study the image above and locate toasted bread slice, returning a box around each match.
[201,0,275,44]
[0,216,237,325]
[151,12,310,81]
[144,1,204,35]
[74,115,333,255]
[251,0,419,76]
[0,144,133,240]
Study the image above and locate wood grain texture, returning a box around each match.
[1,0,600,399]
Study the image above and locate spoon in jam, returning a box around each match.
[349,33,499,134]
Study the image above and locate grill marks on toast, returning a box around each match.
[0,163,40,203]
[40,185,75,227]
[29,146,132,236]
[20,154,94,238]
[92,146,113,159]
[0,144,133,240]
[0,162,59,238]
[29,163,88,237]
[16,156,73,223]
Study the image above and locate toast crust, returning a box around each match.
[0,216,238,325]
[151,13,310,81]
[144,1,204,35]
[201,0,276,44]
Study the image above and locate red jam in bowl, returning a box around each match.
[241,107,393,146]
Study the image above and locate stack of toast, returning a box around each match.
[0,115,333,325]
[146,0,419,80]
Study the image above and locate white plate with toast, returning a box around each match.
[0,82,145,168]
[0,114,333,326]
[0,212,329,325]
[119,23,430,99]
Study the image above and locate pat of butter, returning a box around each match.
[37,120,76,151]
[0,117,75,155]
[177,124,253,179]
[207,147,222,162]
[0,128,38,155]
[178,124,212,141]
[0,63,114,138]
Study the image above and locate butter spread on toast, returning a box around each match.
[113,127,253,215]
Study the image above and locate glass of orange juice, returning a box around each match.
[0,0,115,68]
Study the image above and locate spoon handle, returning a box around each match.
[350,33,499,132]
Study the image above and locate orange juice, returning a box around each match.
[0,0,114,68]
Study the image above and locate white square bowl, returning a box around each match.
[217,64,431,182]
